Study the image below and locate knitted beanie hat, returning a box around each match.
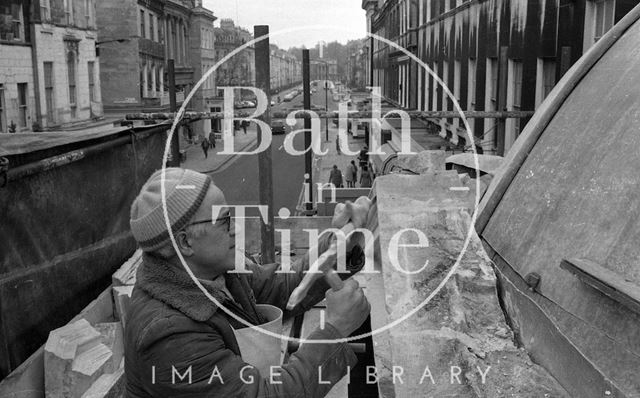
[130,168,211,252]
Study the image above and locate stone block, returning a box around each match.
[369,174,569,397]
[95,323,124,374]
[112,250,142,287]
[81,367,125,398]
[44,319,102,398]
[112,286,133,329]
[396,150,447,174]
[68,343,113,397]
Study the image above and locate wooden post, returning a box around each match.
[302,50,313,213]
[496,46,509,156]
[168,59,180,166]
[254,25,275,264]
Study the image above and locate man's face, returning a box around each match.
[186,185,237,277]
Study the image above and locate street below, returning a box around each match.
[208,86,341,215]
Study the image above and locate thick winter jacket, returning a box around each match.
[125,243,365,397]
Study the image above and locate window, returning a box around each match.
[11,4,23,40]
[84,0,92,27]
[149,13,154,41]
[468,58,476,111]
[488,58,498,109]
[535,58,556,108]
[594,0,615,42]
[44,62,55,123]
[511,61,523,135]
[432,62,438,111]
[0,84,5,133]
[18,83,27,128]
[140,10,145,39]
[40,0,51,22]
[506,60,523,150]
[442,61,449,112]
[584,0,615,51]
[148,64,153,92]
[67,51,77,118]
[0,4,24,41]
[64,0,73,25]
[484,57,498,151]
[453,60,461,130]
[88,61,95,102]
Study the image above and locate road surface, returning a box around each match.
[209,87,339,214]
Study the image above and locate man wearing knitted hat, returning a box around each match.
[125,167,370,397]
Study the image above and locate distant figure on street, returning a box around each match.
[208,131,216,148]
[358,145,369,168]
[201,136,210,159]
[242,120,249,134]
[360,165,372,188]
[335,136,342,155]
[329,164,344,188]
[346,160,357,188]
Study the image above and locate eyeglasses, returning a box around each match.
[183,213,231,232]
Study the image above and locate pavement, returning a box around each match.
[312,122,368,190]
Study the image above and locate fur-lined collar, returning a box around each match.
[136,253,230,322]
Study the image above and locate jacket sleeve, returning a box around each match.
[247,238,365,319]
[137,316,357,398]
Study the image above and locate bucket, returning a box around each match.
[233,304,283,375]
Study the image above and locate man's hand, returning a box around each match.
[325,279,371,338]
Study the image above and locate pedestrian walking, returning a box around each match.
[242,120,248,135]
[201,136,211,159]
[335,136,342,155]
[208,132,216,148]
[358,145,369,168]
[126,167,370,397]
[329,164,344,188]
[346,160,357,188]
[360,165,372,188]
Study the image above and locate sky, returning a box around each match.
[202,0,367,49]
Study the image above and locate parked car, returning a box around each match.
[271,119,286,134]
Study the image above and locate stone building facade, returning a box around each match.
[213,18,254,89]
[270,45,301,94]
[97,0,214,114]
[188,4,216,137]
[0,0,101,132]
[0,2,35,133]
[363,0,640,155]
[34,0,101,128]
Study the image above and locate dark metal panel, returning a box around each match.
[0,127,168,379]
[491,251,634,397]
[483,17,640,354]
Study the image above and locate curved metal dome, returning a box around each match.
[476,4,640,397]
